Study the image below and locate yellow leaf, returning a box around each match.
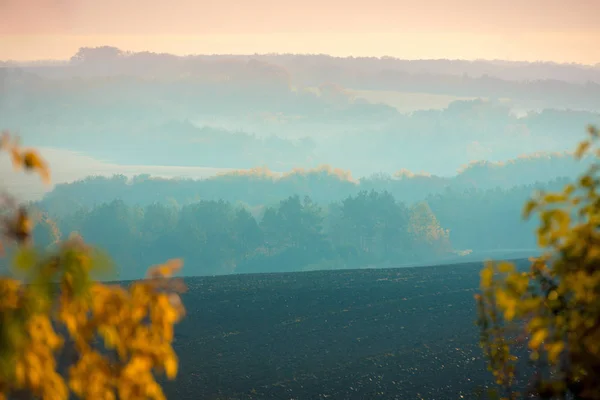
[528,316,545,331]
[15,361,25,387]
[523,200,537,218]
[529,329,548,350]
[543,193,567,204]
[564,184,575,195]
[11,247,40,271]
[498,262,515,274]
[100,326,120,350]
[546,342,564,364]
[575,140,591,159]
[29,368,41,389]
[481,265,494,288]
[21,150,50,184]
[580,175,593,188]
[164,355,178,379]
[495,289,517,321]
[537,233,549,248]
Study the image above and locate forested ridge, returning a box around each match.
[38,154,579,211]
[20,171,570,280]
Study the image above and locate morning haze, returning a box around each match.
[1,0,600,399]
[1,0,600,62]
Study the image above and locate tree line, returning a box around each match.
[24,191,454,280]
[26,179,569,280]
[10,47,600,107]
[38,165,574,220]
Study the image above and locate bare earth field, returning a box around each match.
[162,259,531,400]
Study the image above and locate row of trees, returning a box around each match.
[22,47,599,84]
[28,191,451,280]
[16,47,600,104]
[37,174,572,262]
[39,161,580,218]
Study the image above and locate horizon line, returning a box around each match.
[2,46,599,68]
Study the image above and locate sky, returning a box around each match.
[1,0,599,63]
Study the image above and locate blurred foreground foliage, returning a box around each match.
[477,125,600,399]
[0,132,186,400]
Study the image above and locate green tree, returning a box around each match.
[328,190,413,265]
[79,200,143,280]
[175,200,237,274]
[231,207,263,256]
[408,201,451,258]
[476,125,600,399]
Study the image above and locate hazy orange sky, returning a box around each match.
[1,0,599,63]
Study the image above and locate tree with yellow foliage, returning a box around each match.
[476,125,600,399]
[0,131,186,400]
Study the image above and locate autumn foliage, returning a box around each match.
[477,125,600,399]
[0,132,186,400]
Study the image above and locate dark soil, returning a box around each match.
[162,259,531,400]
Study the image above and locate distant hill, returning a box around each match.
[7,48,600,84]
[4,48,600,111]
[36,153,581,211]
